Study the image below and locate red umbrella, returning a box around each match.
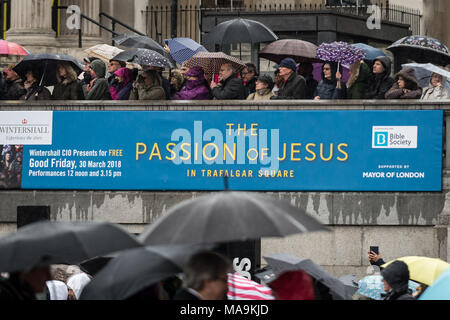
[0,40,30,56]
[259,39,322,64]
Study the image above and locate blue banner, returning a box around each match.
[4,110,442,191]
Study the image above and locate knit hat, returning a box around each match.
[279,58,297,72]
[89,59,106,78]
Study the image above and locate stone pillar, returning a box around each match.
[435,193,450,262]
[58,0,102,49]
[6,0,56,50]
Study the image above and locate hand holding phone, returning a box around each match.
[369,246,379,255]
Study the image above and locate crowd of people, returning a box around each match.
[1,53,448,102]
[0,247,434,301]
[0,145,22,189]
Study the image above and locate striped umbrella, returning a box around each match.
[227,273,275,300]
[164,37,208,65]
[259,39,321,64]
[0,40,30,56]
[184,52,246,75]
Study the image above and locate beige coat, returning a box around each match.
[246,88,274,100]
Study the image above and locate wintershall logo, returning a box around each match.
[0,111,53,145]
[372,126,418,149]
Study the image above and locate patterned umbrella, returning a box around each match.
[84,44,140,70]
[114,48,173,69]
[387,35,450,66]
[184,52,246,75]
[357,275,419,300]
[164,37,208,65]
[316,41,366,66]
[227,273,275,300]
[0,40,30,56]
[402,63,450,92]
[259,39,321,64]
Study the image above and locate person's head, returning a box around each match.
[114,67,133,84]
[108,59,126,74]
[186,66,205,81]
[4,151,11,162]
[5,64,20,81]
[180,65,189,79]
[25,68,42,84]
[219,63,234,81]
[394,67,419,90]
[381,260,410,293]
[170,69,185,90]
[268,270,315,300]
[297,62,314,77]
[372,56,391,76]
[322,63,333,80]
[183,251,231,300]
[278,58,297,78]
[430,72,444,87]
[255,75,274,91]
[56,61,78,83]
[17,266,52,299]
[142,69,162,88]
[83,57,99,72]
[89,59,106,79]
[242,63,258,82]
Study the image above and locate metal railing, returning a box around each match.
[99,11,146,46]
[144,2,421,43]
[0,0,10,40]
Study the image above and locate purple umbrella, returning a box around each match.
[316,42,366,67]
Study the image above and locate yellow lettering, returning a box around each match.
[149,143,162,161]
[291,143,302,161]
[260,148,269,161]
[180,143,191,161]
[238,124,246,135]
[203,143,219,161]
[226,123,234,135]
[337,143,349,161]
[248,170,253,177]
[247,148,259,161]
[223,143,236,161]
[250,123,258,136]
[320,143,333,161]
[166,143,176,160]
[136,143,147,161]
[305,143,316,161]
[278,143,287,161]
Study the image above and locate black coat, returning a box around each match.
[271,72,306,100]
[0,275,36,300]
[173,288,202,300]
[364,56,395,99]
[314,79,346,99]
[52,79,85,100]
[381,261,414,301]
[244,77,257,97]
[2,79,26,100]
[212,73,247,100]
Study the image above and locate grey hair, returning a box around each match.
[183,251,232,291]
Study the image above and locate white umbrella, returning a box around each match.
[84,44,141,70]
[402,62,450,92]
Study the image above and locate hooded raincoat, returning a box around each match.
[364,56,395,99]
[385,67,422,99]
[109,67,133,100]
[381,261,415,300]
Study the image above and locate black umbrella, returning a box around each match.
[204,18,278,46]
[263,253,354,300]
[204,18,278,60]
[13,53,84,87]
[112,48,174,69]
[79,244,210,300]
[139,191,328,246]
[387,35,450,66]
[0,221,142,274]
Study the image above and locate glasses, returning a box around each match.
[323,68,331,71]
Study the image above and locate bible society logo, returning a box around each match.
[372,126,418,149]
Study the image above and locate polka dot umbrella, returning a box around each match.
[184,51,247,75]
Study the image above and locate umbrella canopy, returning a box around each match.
[13,53,84,87]
[402,62,450,92]
[227,273,274,300]
[79,244,208,300]
[183,52,247,75]
[382,256,450,286]
[0,40,30,56]
[112,48,174,69]
[387,35,450,66]
[259,39,321,64]
[263,253,353,300]
[164,37,208,65]
[113,34,175,64]
[139,191,328,246]
[419,267,450,300]
[317,41,366,66]
[357,275,419,300]
[0,221,142,274]
[338,274,358,296]
[83,44,140,70]
[204,18,278,46]
[351,43,386,61]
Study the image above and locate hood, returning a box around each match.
[89,59,106,78]
[394,67,419,87]
[114,67,133,84]
[381,261,410,293]
[374,56,392,78]
[186,66,205,78]
[321,62,341,83]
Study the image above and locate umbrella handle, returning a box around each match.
[39,60,48,88]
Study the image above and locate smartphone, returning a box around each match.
[370,246,379,254]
